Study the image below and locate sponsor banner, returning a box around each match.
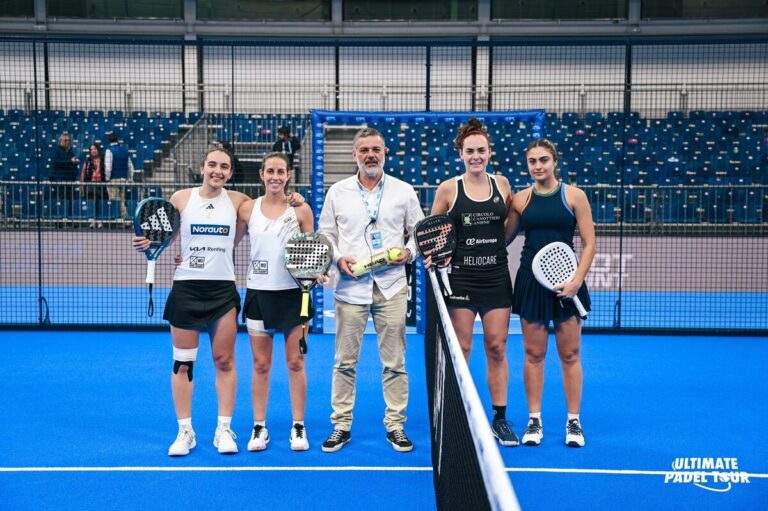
[3,232,766,293]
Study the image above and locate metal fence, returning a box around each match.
[1,36,767,332]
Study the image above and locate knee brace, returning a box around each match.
[173,347,198,382]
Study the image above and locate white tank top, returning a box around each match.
[246,197,300,290]
[174,187,237,281]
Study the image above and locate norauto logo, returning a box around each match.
[191,224,230,236]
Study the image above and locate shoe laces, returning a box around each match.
[217,427,236,440]
[567,420,582,436]
[328,429,346,442]
[177,429,193,443]
[391,429,408,443]
[253,425,264,439]
[292,424,305,439]
[526,418,542,434]
[493,420,513,436]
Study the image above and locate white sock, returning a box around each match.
[293,420,305,427]
[217,416,232,429]
[567,413,580,424]
[529,412,541,421]
[254,420,266,428]
[177,417,192,431]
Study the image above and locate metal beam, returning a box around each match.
[1,18,767,38]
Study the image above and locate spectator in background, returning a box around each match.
[105,132,134,216]
[80,142,109,202]
[80,142,109,222]
[105,132,134,181]
[50,132,79,201]
[272,126,301,180]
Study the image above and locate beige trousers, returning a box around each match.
[330,285,409,432]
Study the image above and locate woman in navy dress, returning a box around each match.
[509,138,595,448]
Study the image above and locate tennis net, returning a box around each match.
[424,271,521,511]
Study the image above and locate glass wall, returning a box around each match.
[492,0,627,20]
[344,0,476,21]
[47,0,182,19]
[642,0,768,19]
[198,0,330,21]
[0,0,34,17]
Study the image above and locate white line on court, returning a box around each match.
[1,466,766,478]
[0,466,432,472]
[505,467,768,479]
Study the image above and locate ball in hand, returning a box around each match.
[388,248,402,261]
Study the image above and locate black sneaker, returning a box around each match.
[322,429,351,452]
[522,418,543,446]
[491,419,519,447]
[386,429,413,452]
[565,419,585,447]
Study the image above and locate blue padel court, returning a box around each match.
[1,330,765,510]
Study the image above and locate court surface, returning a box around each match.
[0,330,766,510]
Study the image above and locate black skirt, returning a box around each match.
[163,280,241,329]
[444,270,513,309]
[243,287,313,332]
[512,268,591,323]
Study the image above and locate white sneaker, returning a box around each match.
[290,423,309,451]
[214,427,238,454]
[168,428,196,456]
[565,419,585,448]
[522,418,543,446]
[247,424,270,452]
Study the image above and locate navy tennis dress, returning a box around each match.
[512,183,591,322]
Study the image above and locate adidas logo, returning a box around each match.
[206,204,215,210]
[141,206,174,232]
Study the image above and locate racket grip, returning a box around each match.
[438,267,453,296]
[573,296,588,320]
[300,290,310,318]
[145,260,156,285]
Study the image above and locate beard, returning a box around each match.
[357,160,383,178]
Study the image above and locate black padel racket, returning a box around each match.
[133,197,181,317]
[532,241,588,320]
[284,232,333,354]
[414,214,457,296]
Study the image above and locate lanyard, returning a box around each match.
[357,173,385,224]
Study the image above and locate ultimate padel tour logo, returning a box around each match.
[665,457,750,492]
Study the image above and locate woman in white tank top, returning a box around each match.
[133,148,250,456]
[237,152,317,452]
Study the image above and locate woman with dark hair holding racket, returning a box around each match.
[132,148,250,456]
[429,117,520,447]
[237,152,317,452]
[509,138,595,448]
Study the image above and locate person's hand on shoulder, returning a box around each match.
[286,191,305,207]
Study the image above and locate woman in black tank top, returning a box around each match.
[508,138,596,448]
[430,118,521,447]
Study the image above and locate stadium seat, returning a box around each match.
[71,200,95,219]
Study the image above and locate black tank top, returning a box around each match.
[519,183,577,271]
[447,175,509,278]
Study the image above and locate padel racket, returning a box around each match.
[284,232,333,354]
[133,197,181,317]
[531,241,588,320]
[414,214,457,296]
